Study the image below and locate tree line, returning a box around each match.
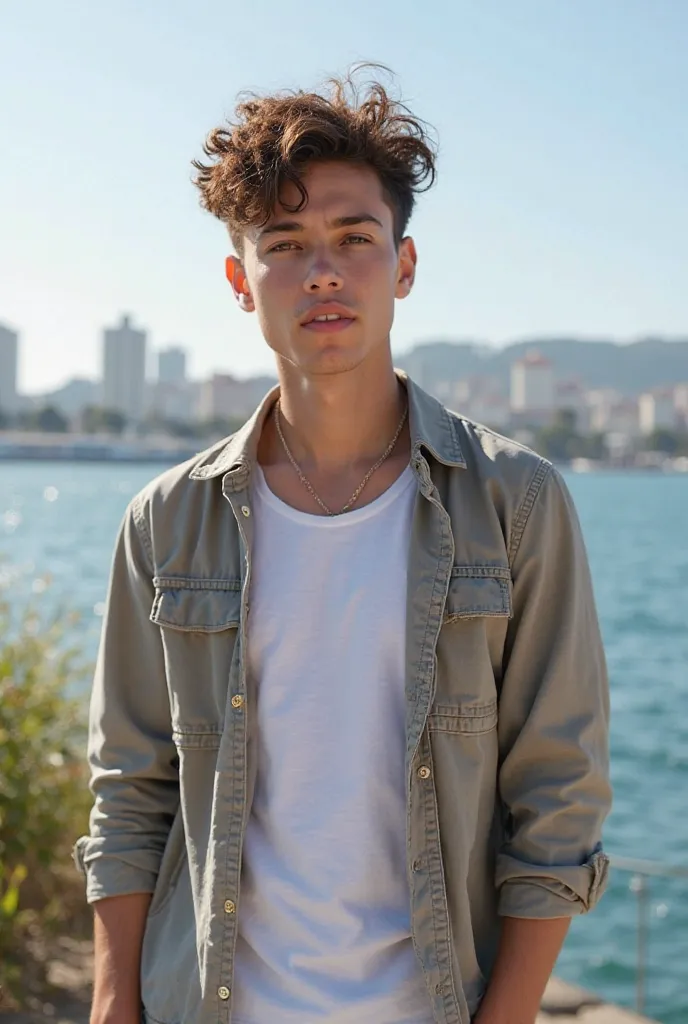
[0,405,245,441]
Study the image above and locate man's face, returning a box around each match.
[227,161,417,377]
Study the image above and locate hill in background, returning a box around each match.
[395,338,688,395]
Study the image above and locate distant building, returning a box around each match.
[586,390,619,432]
[197,374,276,423]
[556,380,589,432]
[158,346,187,385]
[39,378,100,418]
[510,351,555,420]
[102,315,147,423]
[674,384,688,428]
[639,390,677,435]
[431,380,457,403]
[198,374,255,422]
[0,323,19,415]
[467,394,511,429]
[149,381,194,423]
[608,399,642,437]
[587,389,640,437]
[437,375,508,427]
[450,379,472,406]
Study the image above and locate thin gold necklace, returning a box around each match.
[273,398,409,516]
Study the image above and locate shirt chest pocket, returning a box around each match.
[150,576,242,740]
[432,567,512,724]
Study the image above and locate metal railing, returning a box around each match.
[609,854,688,1015]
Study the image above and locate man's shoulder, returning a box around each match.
[126,435,234,524]
[445,404,553,492]
[404,373,552,501]
[438,403,585,568]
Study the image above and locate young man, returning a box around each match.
[75,71,612,1024]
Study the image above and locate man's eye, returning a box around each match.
[342,235,370,245]
[269,242,299,253]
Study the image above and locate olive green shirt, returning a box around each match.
[75,372,611,1024]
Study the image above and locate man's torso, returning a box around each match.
[232,462,431,1023]
[75,375,610,1024]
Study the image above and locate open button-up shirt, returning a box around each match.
[74,372,611,1024]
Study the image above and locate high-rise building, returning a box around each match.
[158,346,187,384]
[102,314,147,423]
[675,384,688,429]
[639,390,677,435]
[0,323,19,415]
[510,351,555,416]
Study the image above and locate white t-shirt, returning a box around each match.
[232,463,433,1024]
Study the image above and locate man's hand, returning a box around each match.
[473,916,570,1024]
[90,892,152,1024]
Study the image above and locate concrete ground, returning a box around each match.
[538,977,656,1023]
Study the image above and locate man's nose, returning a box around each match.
[303,254,344,292]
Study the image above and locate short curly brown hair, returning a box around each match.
[192,65,437,254]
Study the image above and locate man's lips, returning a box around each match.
[302,317,356,333]
[300,303,357,328]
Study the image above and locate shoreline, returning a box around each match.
[1,452,687,474]
[1,432,687,474]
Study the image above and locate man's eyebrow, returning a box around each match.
[258,220,304,238]
[331,213,384,229]
[258,213,384,238]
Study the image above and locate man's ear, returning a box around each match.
[225,256,255,312]
[394,237,417,300]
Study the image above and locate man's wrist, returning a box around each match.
[90,986,141,1024]
[90,1005,140,1024]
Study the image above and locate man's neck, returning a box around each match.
[264,359,408,476]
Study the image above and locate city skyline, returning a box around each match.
[2,2,687,394]
[2,311,687,445]
[3,310,688,399]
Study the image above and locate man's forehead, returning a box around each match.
[272,162,387,219]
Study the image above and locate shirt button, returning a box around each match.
[231,694,244,709]
[218,986,231,1000]
[412,857,424,872]
[417,765,432,780]
[241,505,251,517]
[224,899,236,914]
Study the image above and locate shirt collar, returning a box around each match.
[188,370,466,484]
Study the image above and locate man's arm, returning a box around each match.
[484,464,612,1019]
[91,894,152,1024]
[474,917,570,1024]
[73,495,178,1018]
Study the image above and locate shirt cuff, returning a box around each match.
[73,834,158,905]
[496,848,609,919]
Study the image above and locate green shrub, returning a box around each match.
[0,587,93,1006]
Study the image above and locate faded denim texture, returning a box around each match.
[74,373,611,1024]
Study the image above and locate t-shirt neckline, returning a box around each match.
[252,462,415,527]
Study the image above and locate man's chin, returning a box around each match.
[276,341,369,377]
[302,356,364,378]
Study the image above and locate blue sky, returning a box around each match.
[1,0,686,393]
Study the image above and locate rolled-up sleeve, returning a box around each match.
[73,494,178,904]
[496,463,612,919]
